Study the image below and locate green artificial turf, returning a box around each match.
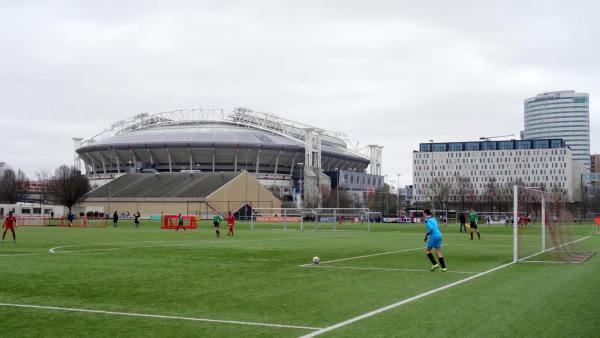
[0,221,598,337]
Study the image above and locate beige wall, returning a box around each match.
[77,201,206,217]
[207,171,281,215]
[77,171,282,218]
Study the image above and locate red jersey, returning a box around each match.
[4,215,16,227]
[227,215,235,226]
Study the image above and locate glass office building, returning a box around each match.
[524,90,590,172]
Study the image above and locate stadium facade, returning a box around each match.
[523,90,590,172]
[75,108,384,205]
[412,139,583,204]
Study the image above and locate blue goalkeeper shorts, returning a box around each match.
[427,235,442,249]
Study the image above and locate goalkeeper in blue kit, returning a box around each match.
[423,209,447,272]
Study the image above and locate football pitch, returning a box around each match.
[1,221,599,337]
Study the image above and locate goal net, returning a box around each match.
[59,216,107,228]
[16,216,51,227]
[161,214,198,230]
[250,208,379,231]
[513,186,595,263]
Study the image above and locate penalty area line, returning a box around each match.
[306,265,478,275]
[300,261,515,338]
[300,233,598,338]
[298,247,423,267]
[0,302,322,331]
[48,236,320,254]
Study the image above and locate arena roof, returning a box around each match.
[76,109,373,175]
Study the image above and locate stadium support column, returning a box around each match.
[212,147,215,172]
[256,147,261,173]
[234,146,239,172]
[289,152,299,176]
[146,149,154,166]
[89,157,97,174]
[113,149,121,174]
[166,147,172,172]
[130,150,137,173]
[98,151,106,174]
[274,150,281,175]
[188,147,193,171]
[367,145,383,176]
[304,128,323,208]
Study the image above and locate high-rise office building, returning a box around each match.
[523,90,590,172]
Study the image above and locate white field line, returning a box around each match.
[298,247,423,267]
[521,260,567,264]
[300,232,599,338]
[306,265,478,275]
[518,234,593,262]
[0,253,42,257]
[48,236,319,254]
[0,302,321,331]
[300,261,515,338]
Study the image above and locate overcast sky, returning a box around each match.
[1,0,599,187]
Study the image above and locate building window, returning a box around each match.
[550,139,563,148]
[449,143,463,151]
[533,140,548,149]
[432,143,447,152]
[482,142,497,150]
[465,142,480,151]
[517,141,531,149]
[498,141,513,150]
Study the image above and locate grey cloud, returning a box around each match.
[0,1,598,187]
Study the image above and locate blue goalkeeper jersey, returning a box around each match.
[425,216,442,238]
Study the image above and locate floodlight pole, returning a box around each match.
[513,185,518,263]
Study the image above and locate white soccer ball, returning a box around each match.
[312,256,320,264]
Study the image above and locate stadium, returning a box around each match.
[75,108,384,202]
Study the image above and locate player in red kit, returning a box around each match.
[2,211,17,243]
[227,211,235,236]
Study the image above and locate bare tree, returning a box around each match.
[0,167,28,203]
[484,178,499,211]
[48,165,91,212]
[429,177,451,213]
[547,186,571,221]
[35,169,52,204]
[454,175,472,212]
[367,184,397,216]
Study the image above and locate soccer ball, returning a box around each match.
[312,256,320,264]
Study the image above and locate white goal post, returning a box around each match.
[249,208,380,231]
[513,185,595,263]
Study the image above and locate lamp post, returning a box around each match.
[384,174,389,215]
[335,167,340,209]
[429,139,434,212]
[397,173,401,217]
